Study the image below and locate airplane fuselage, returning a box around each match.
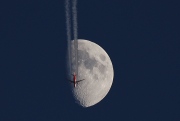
[73,74,76,87]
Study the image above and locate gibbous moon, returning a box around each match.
[67,39,114,107]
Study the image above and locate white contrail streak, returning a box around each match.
[65,0,78,78]
[72,0,78,78]
[65,0,72,74]
[72,0,78,42]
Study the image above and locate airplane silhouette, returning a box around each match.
[68,72,85,87]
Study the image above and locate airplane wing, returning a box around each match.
[76,79,85,83]
[68,79,74,83]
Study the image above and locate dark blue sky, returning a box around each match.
[1,0,180,121]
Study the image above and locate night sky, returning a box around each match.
[1,0,180,121]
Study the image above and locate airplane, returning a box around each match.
[69,72,85,87]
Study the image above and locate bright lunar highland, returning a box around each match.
[67,39,114,107]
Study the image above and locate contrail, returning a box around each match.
[72,0,78,78]
[72,0,78,42]
[65,0,72,74]
[65,0,78,79]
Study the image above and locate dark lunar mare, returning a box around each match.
[78,50,98,73]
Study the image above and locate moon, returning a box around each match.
[67,39,114,107]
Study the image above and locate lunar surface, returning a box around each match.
[67,39,114,107]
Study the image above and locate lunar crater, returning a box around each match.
[100,54,106,61]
